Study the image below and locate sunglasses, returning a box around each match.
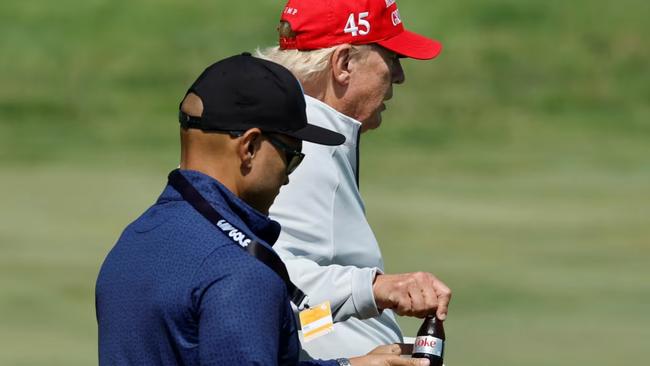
[263,133,305,175]
[228,131,305,175]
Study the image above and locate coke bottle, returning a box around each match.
[412,315,445,366]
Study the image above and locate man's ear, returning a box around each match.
[330,44,353,86]
[238,128,263,169]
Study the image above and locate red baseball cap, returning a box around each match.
[278,0,442,60]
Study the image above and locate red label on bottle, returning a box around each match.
[413,336,444,357]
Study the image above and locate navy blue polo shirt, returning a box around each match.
[96,170,337,366]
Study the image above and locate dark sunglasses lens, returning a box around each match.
[266,134,304,175]
[286,154,304,174]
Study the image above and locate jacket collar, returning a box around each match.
[305,95,361,149]
[161,169,281,245]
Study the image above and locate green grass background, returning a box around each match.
[1,0,649,364]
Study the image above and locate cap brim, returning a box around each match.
[284,123,346,146]
[377,30,442,60]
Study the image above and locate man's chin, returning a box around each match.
[361,114,382,133]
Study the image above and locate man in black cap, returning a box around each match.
[95,54,429,366]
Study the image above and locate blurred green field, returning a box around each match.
[1,0,649,365]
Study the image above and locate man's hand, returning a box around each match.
[372,272,451,319]
[349,344,430,366]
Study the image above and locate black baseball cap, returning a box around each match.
[179,53,345,146]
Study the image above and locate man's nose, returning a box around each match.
[392,59,405,84]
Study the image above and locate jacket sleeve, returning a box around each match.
[270,144,381,322]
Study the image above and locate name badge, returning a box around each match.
[299,301,334,342]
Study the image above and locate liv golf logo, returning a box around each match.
[216,219,252,248]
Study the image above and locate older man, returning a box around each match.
[257,0,452,359]
[96,54,430,366]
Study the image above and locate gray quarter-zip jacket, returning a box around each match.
[269,96,403,359]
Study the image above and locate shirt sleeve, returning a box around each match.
[270,144,381,322]
[300,360,340,366]
[193,247,291,365]
[192,246,344,366]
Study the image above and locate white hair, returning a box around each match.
[254,45,373,84]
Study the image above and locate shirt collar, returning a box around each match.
[161,169,281,245]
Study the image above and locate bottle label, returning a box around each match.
[413,336,444,356]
